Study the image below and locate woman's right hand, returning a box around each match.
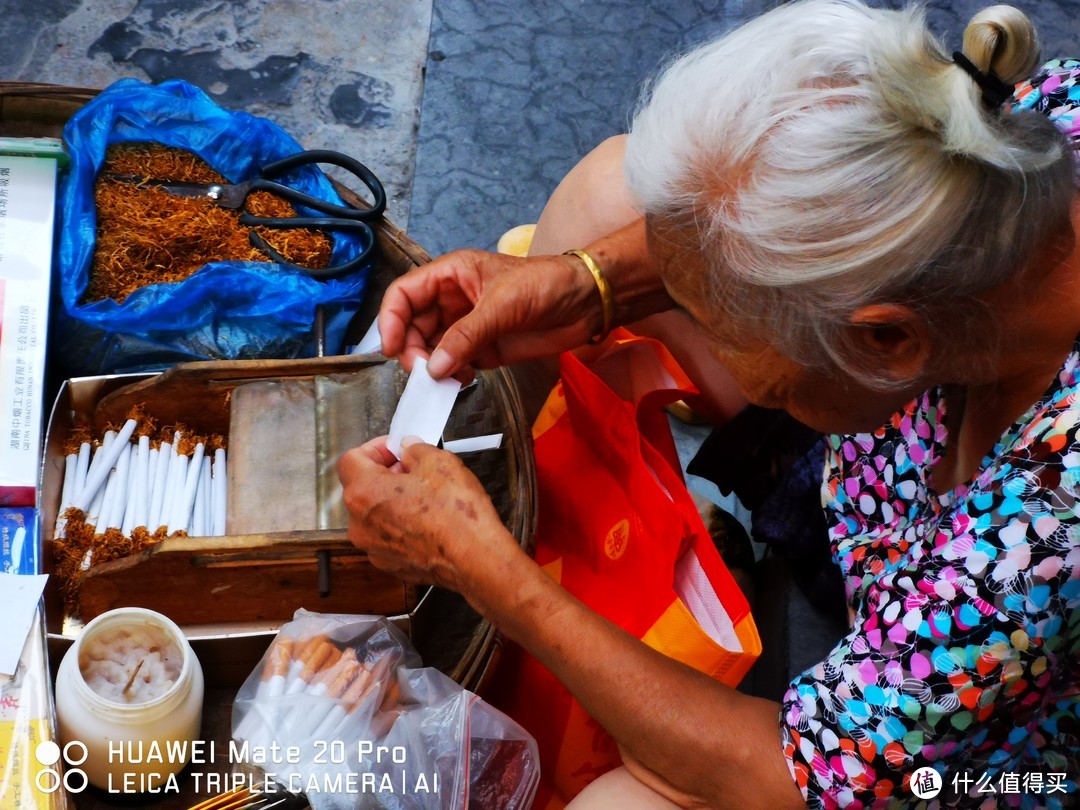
[378,248,605,378]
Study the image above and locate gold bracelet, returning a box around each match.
[564,249,614,344]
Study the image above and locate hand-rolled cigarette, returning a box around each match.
[83,430,115,490]
[192,456,210,537]
[166,455,189,534]
[60,453,76,514]
[284,640,337,696]
[121,440,141,535]
[202,457,212,537]
[73,419,137,513]
[55,453,77,539]
[148,440,171,531]
[73,442,91,502]
[212,448,227,536]
[314,664,376,742]
[292,650,360,742]
[131,435,151,530]
[102,442,133,531]
[86,476,107,529]
[172,442,205,534]
[233,637,295,744]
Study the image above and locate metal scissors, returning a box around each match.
[109,149,386,280]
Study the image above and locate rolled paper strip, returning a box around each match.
[73,420,137,513]
[212,449,227,536]
[192,458,209,537]
[173,443,205,535]
[148,441,172,531]
[73,442,92,502]
[121,441,141,535]
[145,447,158,521]
[131,436,151,530]
[86,476,107,528]
[83,430,116,489]
[200,457,211,537]
[103,443,132,531]
[167,455,189,533]
[60,453,76,513]
[56,453,78,538]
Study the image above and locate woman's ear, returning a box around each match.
[845,303,931,382]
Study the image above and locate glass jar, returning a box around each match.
[54,608,204,792]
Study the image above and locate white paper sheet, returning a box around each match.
[0,573,48,676]
[351,319,383,354]
[442,433,503,454]
[387,358,462,459]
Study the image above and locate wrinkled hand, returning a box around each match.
[337,436,516,593]
[378,249,601,378]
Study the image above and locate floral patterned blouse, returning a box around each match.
[779,338,1080,808]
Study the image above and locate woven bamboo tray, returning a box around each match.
[2,81,537,808]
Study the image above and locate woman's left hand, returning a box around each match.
[337,436,517,593]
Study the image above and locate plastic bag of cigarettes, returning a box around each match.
[231,611,539,810]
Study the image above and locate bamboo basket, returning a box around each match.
[0,82,535,695]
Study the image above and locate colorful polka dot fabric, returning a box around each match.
[779,339,1080,808]
[1013,59,1080,146]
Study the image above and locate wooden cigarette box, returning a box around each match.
[40,355,535,688]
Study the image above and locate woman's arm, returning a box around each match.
[338,437,807,809]
[378,219,675,378]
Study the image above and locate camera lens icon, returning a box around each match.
[35,741,89,795]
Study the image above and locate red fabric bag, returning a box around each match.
[489,332,761,808]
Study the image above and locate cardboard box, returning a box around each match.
[0,508,69,810]
[0,155,57,507]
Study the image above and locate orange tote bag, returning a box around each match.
[489,332,761,809]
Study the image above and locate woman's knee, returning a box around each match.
[566,767,684,810]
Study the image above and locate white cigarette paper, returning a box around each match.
[121,441,140,535]
[135,436,151,530]
[73,442,91,502]
[73,419,137,512]
[442,433,503,454]
[167,455,189,533]
[102,442,132,531]
[148,441,172,531]
[387,357,462,459]
[55,454,77,539]
[173,442,205,534]
[212,449,227,537]
[350,318,383,354]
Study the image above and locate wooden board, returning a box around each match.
[77,531,415,624]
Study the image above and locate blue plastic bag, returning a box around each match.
[56,78,372,375]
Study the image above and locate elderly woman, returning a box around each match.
[338,1,1078,806]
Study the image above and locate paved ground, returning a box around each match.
[12,1,1077,247]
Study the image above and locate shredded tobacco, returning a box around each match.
[86,143,332,303]
[53,510,183,616]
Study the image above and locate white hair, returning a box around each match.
[625,0,1073,382]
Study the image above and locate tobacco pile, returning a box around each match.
[87,143,332,303]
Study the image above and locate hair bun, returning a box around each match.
[961,4,1040,83]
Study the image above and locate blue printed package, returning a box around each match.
[0,508,38,574]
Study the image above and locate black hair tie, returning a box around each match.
[953,51,1015,108]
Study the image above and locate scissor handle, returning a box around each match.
[255,149,387,220]
[241,214,379,280]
